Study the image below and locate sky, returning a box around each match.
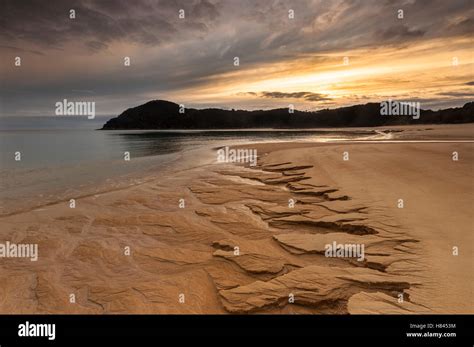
[0,0,473,116]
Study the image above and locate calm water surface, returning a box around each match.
[0,116,382,215]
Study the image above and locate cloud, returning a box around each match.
[0,45,44,55]
[377,25,425,41]
[0,0,472,115]
[2,0,471,54]
[254,91,332,102]
[85,40,108,52]
[438,91,474,97]
[0,0,221,50]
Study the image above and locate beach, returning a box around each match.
[0,125,472,314]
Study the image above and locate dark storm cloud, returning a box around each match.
[0,0,220,51]
[0,0,473,115]
[2,0,471,54]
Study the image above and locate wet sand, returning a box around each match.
[0,126,472,314]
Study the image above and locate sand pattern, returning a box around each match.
[192,159,423,313]
[0,141,471,314]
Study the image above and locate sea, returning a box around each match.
[0,115,388,215]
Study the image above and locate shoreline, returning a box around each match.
[2,124,472,217]
[0,127,472,314]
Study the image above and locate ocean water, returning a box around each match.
[0,116,382,215]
